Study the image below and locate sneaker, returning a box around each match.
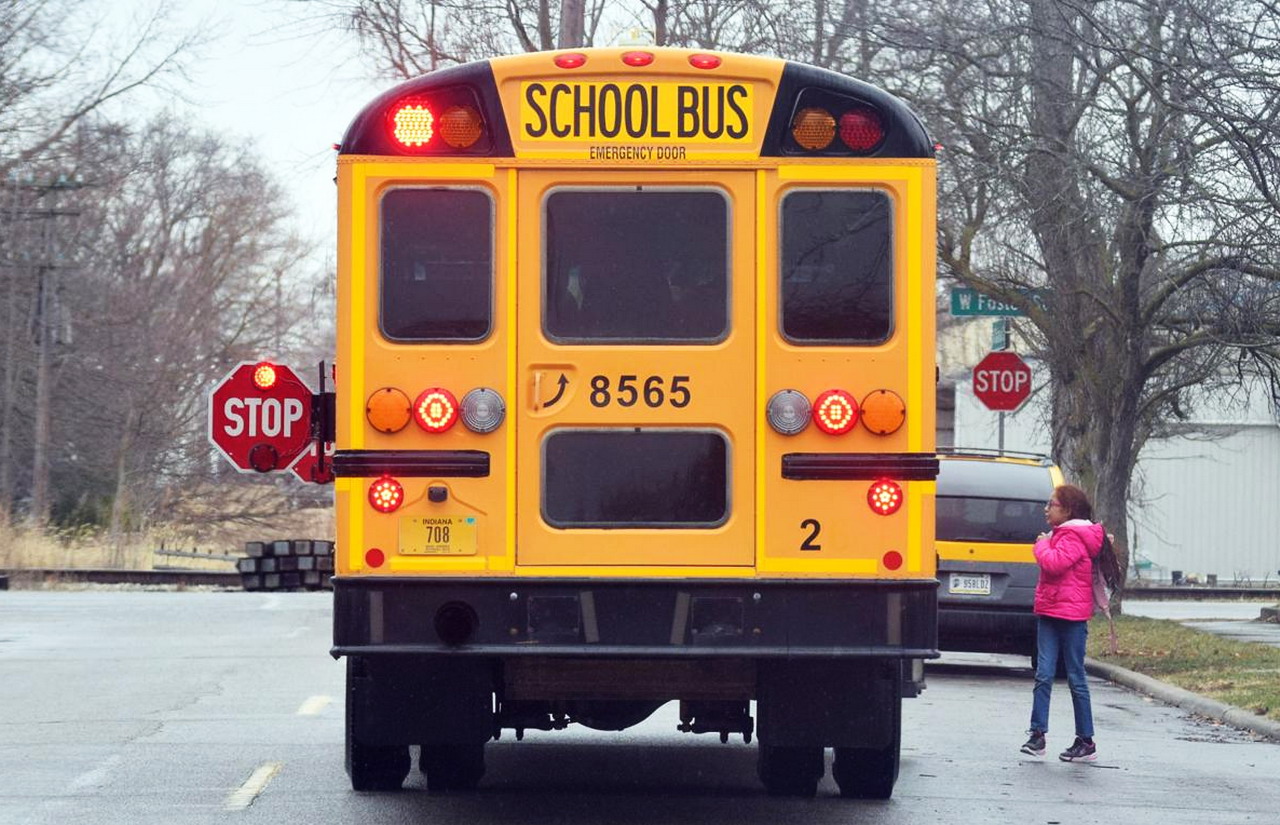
[1059,737,1097,762]
[1020,731,1046,756]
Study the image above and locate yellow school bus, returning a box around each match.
[330,47,937,799]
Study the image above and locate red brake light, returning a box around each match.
[867,479,903,516]
[812,389,859,435]
[555,53,587,69]
[838,107,884,152]
[252,362,277,390]
[622,51,655,67]
[390,99,435,147]
[689,53,722,70]
[413,388,459,433]
[368,476,404,513]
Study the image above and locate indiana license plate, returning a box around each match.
[400,516,478,556]
[949,572,991,595]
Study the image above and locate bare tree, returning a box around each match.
[889,0,1280,602]
[0,0,196,525]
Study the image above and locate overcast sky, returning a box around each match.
[117,0,387,257]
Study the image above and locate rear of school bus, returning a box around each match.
[330,48,937,799]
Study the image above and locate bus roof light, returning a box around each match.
[839,107,885,152]
[791,107,836,151]
[812,389,859,435]
[389,99,435,147]
[622,51,655,67]
[439,105,484,148]
[555,53,587,69]
[766,389,811,435]
[413,388,459,433]
[688,53,722,70]
[868,479,903,516]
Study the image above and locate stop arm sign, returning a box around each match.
[208,362,315,473]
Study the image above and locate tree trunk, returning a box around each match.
[558,0,584,48]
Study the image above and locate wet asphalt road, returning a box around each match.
[1,591,1276,825]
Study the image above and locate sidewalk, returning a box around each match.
[1086,599,1280,742]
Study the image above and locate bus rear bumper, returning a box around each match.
[331,576,938,660]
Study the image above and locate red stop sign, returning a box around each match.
[973,351,1033,412]
[208,362,314,473]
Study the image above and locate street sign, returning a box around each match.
[208,362,314,473]
[950,287,1051,317]
[973,351,1032,412]
[290,440,335,484]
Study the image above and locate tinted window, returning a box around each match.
[544,190,728,342]
[936,459,1056,543]
[781,190,892,343]
[543,430,728,527]
[381,188,492,341]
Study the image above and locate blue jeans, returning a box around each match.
[1030,616,1094,738]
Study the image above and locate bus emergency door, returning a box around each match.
[516,170,756,567]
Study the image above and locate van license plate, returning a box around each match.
[400,516,478,556]
[949,573,991,595]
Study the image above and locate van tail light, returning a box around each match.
[413,388,459,433]
[867,479,903,516]
[369,476,404,513]
[766,389,811,435]
[812,389,859,435]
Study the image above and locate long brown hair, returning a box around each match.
[1053,484,1093,521]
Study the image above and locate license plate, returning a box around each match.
[400,516,478,556]
[949,573,991,595]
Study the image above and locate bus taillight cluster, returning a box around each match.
[766,388,905,437]
[366,386,506,435]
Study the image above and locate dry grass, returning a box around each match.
[0,492,334,571]
[1089,614,1280,722]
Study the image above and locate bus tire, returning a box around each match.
[833,692,901,799]
[756,745,823,797]
[420,743,486,791]
[345,658,410,791]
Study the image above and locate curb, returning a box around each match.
[1085,656,1280,742]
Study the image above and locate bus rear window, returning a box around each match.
[543,190,729,342]
[380,188,492,342]
[781,190,892,343]
[543,430,729,528]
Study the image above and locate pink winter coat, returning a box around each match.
[1033,519,1106,621]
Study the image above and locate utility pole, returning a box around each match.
[0,172,84,527]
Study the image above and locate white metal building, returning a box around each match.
[940,318,1280,584]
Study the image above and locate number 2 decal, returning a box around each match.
[800,519,822,551]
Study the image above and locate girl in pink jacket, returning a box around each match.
[1019,484,1105,763]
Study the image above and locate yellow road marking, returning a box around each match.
[224,762,282,811]
[296,695,332,716]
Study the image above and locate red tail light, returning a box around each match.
[867,479,903,516]
[369,476,404,513]
[812,389,859,435]
[413,388,459,433]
